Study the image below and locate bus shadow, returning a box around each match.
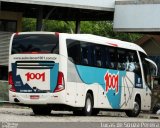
[30,111,126,117]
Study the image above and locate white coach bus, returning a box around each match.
[8,32,157,116]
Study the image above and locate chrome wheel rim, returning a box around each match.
[134,101,139,114]
[86,98,92,112]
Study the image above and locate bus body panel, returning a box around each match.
[9,91,66,105]
[9,32,153,113]
[9,54,67,105]
[9,54,59,92]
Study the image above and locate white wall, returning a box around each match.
[114,0,160,32]
[1,0,115,11]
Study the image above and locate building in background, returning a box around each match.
[0,0,114,81]
[0,11,22,80]
[1,0,160,80]
[0,11,22,32]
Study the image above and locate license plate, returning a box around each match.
[30,95,39,99]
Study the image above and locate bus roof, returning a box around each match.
[62,33,147,55]
[13,32,147,55]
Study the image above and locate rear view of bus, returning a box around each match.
[9,32,64,115]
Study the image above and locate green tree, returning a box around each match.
[22,18,36,31]
[22,18,142,42]
[23,18,75,33]
[80,21,142,42]
[43,20,75,33]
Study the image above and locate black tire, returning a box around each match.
[152,103,160,114]
[125,98,141,117]
[32,106,51,115]
[82,93,93,116]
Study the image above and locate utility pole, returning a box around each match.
[36,6,43,31]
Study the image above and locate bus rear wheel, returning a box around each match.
[125,98,141,117]
[32,106,51,115]
[82,93,93,116]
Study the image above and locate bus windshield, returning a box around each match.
[11,34,59,54]
[142,58,157,89]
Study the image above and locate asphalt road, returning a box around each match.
[0,106,159,128]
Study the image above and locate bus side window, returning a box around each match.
[81,45,89,65]
[126,52,135,71]
[94,45,102,67]
[124,51,142,78]
[108,47,117,69]
[67,39,81,64]
[117,48,126,70]
[80,42,95,66]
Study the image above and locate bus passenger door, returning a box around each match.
[141,57,157,110]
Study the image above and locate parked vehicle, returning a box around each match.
[9,32,157,117]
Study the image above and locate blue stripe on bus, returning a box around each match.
[76,65,126,109]
[50,63,59,92]
[12,63,34,92]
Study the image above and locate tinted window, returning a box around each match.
[116,48,141,74]
[126,51,139,71]
[104,47,110,68]
[67,39,93,66]
[140,52,151,87]
[117,49,126,70]
[12,34,59,54]
[108,47,117,69]
[81,44,90,65]
[67,39,81,64]
[94,45,103,67]
[66,39,141,74]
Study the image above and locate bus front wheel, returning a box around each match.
[125,98,141,117]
